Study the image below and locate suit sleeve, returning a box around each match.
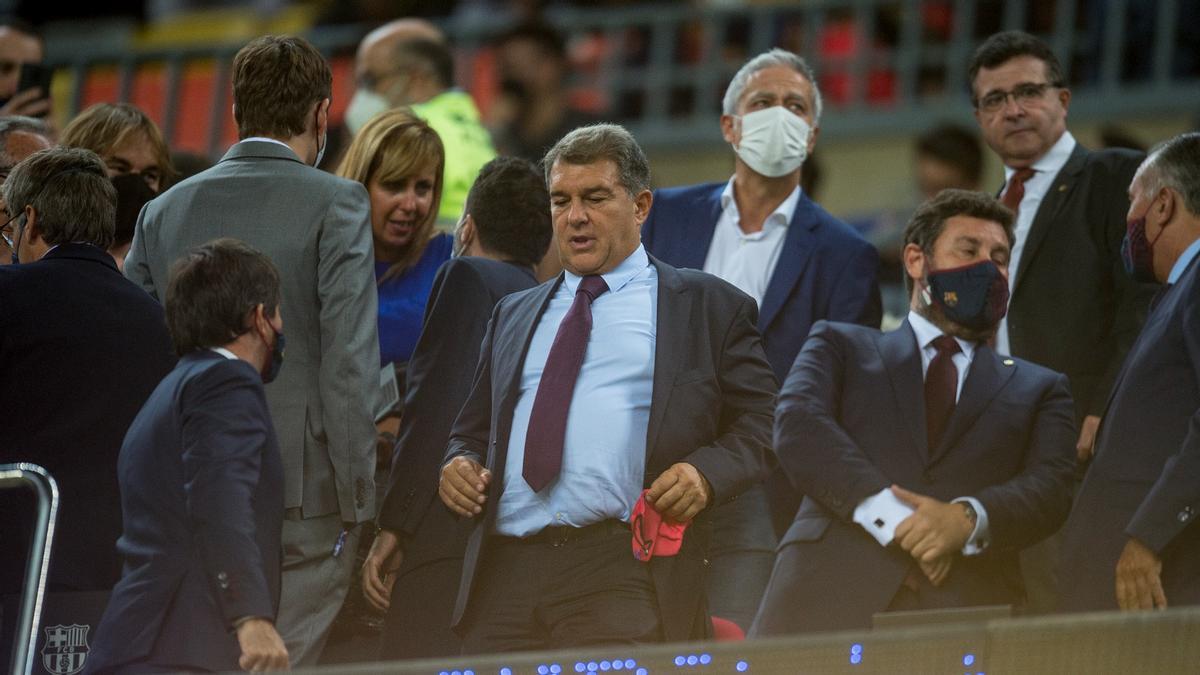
[681,295,778,502]
[973,373,1077,550]
[443,302,501,470]
[180,362,274,628]
[1125,298,1200,553]
[378,261,493,535]
[773,321,891,520]
[124,201,159,299]
[828,239,883,329]
[1090,151,1157,415]
[317,180,382,523]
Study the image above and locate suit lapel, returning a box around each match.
[675,186,723,270]
[929,343,1015,466]
[493,277,562,436]
[758,194,818,332]
[1012,144,1088,294]
[645,258,691,464]
[877,321,928,460]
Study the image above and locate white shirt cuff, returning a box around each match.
[853,488,915,547]
[953,496,990,555]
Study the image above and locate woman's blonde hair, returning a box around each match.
[60,102,178,189]
[337,108,445,283]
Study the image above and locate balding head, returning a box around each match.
[356,18,444,63]
[353,19,452,109]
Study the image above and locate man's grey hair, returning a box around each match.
[1142,132,1200,216]
[0,115,51,166]
[3,147,117,249]
[722,48,823,123]
[542,123,650,196]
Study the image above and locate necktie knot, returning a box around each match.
[577,275,609,303]
[1010,168,1035,186]
[932,335,960,356]
[1001,168,1035,213]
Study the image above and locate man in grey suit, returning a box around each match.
[124,35,380,666]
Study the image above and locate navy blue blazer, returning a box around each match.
[1059,254,1200,612]
[0,243,174,594]
[753,320,1076,634]
[641,181,882,381]
[87,352,283,674]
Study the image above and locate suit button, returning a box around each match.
[217,571,229,589]
[1178,509,1193,523]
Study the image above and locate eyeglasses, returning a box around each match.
[975,82,1056,113]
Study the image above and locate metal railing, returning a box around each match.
[42,0,1200,159]
[1,464,59,675]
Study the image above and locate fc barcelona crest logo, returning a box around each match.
[942,291,959,307]
[41,624,89,675]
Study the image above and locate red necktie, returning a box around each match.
[925,335,961,451]
[523,275,609,491]
[1001,168,1035,218]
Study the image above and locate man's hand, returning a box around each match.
[891,485,974,563]
[361,528,403,612]
[646,463,712,524]
[919,555,954,586]
[0,87,49,118]
[1115,537,1167,611]
[439,456,491,517]
[1076,415,1101,462]
[235,618,289,672]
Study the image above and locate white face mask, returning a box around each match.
[345,88,391,135]
[732,106,812,178]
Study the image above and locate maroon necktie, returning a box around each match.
[925,335,961,451]
[1001,168,1035,217]
[523,275,609,491]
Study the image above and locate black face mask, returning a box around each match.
[262,330,285,384]
[924,260,1010,331]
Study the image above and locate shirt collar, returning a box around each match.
[210,347,239,360]
[1004,130,1076,181]
[907,310,976,360]
[239,137,293,150]
[563,244,650,296]
[720,176,802,231]
[1169,237,1200,284]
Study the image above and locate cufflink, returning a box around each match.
[874,518,885,529]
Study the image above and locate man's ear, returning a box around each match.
[22,205,40,244]
[458,214,476,252]
[720,114,738,146]
[1157,186,1176,225]
[633,189,653,227]
[902,243,926,289]
[316,98,331,136]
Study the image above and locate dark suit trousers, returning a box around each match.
[706,484,777,631]
[459,523,661,654]
[379,557,463,660]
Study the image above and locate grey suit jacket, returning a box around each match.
[125,140,381,523]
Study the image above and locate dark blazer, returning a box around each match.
[444,257,777,642]
[379,256,539,560]
[753,320,1076,634]
[642,182,882,534]
[0,244,174,594]
[1005,143,1155,419]
[1059,254,1200,612]
[87,352,284,674]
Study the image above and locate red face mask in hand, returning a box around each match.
[631,489,689,562]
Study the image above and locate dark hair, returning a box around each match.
[2,146,116,248]
[165,238,281,356]
[915,123,983,186]
[393,37,454,89]
[232,35,332,139]
[496,21,566,60]
[903,189,1015,293]
[1144,132,1200,216]
[967,30,1065,101]
[543,123,650,196]
[465,157,552,266]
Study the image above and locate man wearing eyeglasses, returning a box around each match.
[968,30,1156,613]
[0,114,52,264]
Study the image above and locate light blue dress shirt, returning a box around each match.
[1168,238,1200,284]
[495,245,658,537]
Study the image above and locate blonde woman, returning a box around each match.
[338,108,452,366]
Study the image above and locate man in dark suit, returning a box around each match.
[967,31,1156,611]
[438,124,777,652]
[752,189,1076,635]
[87,239,289,674]
[361,156,553,659]
[124,36,380,664]
[639,48,882,631]
[1059,133,1200,613]
[0,147,174,597]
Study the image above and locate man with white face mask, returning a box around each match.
[641,47,882,634]
[347,19,495,229]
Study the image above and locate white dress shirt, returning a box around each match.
[994,131,1077,355]
[852,311,991,554]
[702,177,800,306]
[495,245,657,537]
